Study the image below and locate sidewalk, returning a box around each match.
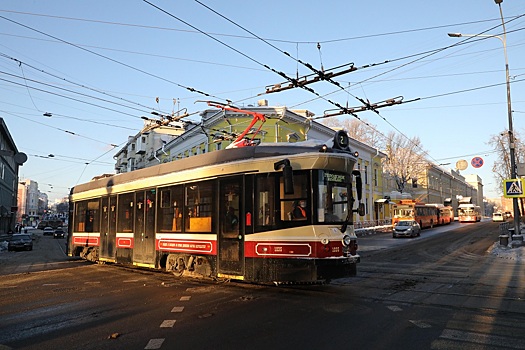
[355,225,392,237]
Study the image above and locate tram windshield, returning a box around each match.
[317,170,351,223]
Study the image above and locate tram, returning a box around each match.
[67,130,365,283]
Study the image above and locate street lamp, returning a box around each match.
[448,0,519,238]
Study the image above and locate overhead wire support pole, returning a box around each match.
[496,0,520,239]
[448,0,519,238]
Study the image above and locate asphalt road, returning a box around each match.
[0,223,524,350]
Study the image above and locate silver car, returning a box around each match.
[393,220,421,238]
[8,234,33,251]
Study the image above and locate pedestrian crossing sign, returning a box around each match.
[503,179,525,198]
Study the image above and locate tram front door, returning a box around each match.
[218,178,244,277]
[99,195,116,260]
[133,189,156,266]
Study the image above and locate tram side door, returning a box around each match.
[133,190,156,265]
[218,178,244,276]
[100,196,116,259]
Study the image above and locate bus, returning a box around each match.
[67,130,365,284]
[439,206,454,225]
[427,204,453,225]
[392,200,439,229]
[458,204,482,223]
[37,219,64,229]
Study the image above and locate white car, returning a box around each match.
[43,227,54,236]
[492,213,505,222]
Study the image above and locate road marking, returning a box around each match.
[160,320,176,328]
[84,281,101,285]
[144,338,165,349]
[123,279,139,283]
[43,283,60,286]
[180,296,191,301]
[410,320,432,328]
[439,329,525,348]
[171,306,184,313]
[387,305,403,312]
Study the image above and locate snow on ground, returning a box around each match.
[487,235,525,261]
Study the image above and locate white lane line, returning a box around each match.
[410,320,432,328]
[387,305,403,312]
[43,283,60,286]
[180,296,191,301]
[160,320,176,328]
[171,306,184,313]
[144,338,165,349]
[123,279,139,283]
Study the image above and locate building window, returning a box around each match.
[374,168,378,186]
[364,165,368,185]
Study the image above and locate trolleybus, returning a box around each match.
[392,199,439,229]
[67,130,365,284]
[427,204,453,225]
[458,204,482,223]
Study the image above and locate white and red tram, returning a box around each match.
[67,131,364,283]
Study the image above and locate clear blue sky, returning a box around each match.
[1,1,524,201]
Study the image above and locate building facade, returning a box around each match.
[0,118,26,233]
[112,102,486,225]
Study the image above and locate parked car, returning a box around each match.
[53,228,65,239]
[493,212,505,222]
[393,220,421,238]
[43,227,54,236]
[8,234,33,251]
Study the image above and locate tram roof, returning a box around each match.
[71,138,356,196]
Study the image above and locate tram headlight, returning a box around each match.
[321,238,329,245]
[342,234,352,247]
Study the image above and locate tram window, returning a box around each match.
[185,181,214,232]
[117,192,134,232]
[74,199,100,232]
[255,175,275,229]
[280,173,309,222]
[158,186,183,232]
[316,171,350,223]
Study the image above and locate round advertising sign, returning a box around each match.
[456,159,468,170]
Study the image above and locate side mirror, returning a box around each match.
[274,159,294,195]
[358,203,365,217]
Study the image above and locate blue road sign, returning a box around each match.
[504,179,525,198]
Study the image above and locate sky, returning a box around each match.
[1,0,524,202]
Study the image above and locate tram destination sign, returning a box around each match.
[503,178,525,198]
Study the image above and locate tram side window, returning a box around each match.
[74,199,100,232]
[280,173,309,222]
[255,175,275,230]
[185,181,214,232]
[117,193,134,233]
[157,186,183,232]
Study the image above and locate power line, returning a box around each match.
[0,15,225,101]
[0,52,160,112]
[0,9,513,45]
[0,68,150,116]
[2,109,120,148]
